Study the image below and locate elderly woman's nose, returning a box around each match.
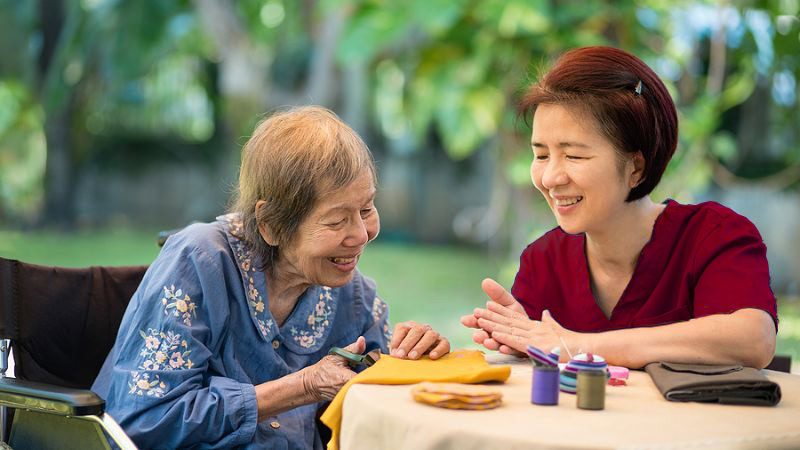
[344,216,370,247]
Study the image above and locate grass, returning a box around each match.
[1,227,797,371]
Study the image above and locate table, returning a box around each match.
[339,355,800,450]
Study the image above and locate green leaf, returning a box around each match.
[497,0,550,36]
[710,131,738,163]
[409,0,466,37]
[435,86,504,159]
[475,0,551,37]
[336,7,410,64]
[680,95,720,140]
[505,150,534,186]
[720,69,756,111]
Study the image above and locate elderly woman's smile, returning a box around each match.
[276,169,380,288]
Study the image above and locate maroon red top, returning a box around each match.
[511,200,778,332]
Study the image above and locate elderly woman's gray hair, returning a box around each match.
[230,106,376,269]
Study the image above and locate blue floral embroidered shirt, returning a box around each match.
[92,214,391,449]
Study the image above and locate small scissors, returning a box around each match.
[328,347,380,368]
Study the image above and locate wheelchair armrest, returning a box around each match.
[0,377,105,416]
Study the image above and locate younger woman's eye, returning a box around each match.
[535,155,548,160]
[566,155,584,160]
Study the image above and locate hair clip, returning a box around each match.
[634,80,643,96]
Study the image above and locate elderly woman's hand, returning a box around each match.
[389,321,450,360]
[301,336,366,401]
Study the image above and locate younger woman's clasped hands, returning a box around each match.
[461,278,577,360]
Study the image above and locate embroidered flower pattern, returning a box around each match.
[372,296,392,341]
[128,371,168,398]
[161,285,197,326]
[290,287,335,348]
[225,215,274,337]
[128,328,193,398]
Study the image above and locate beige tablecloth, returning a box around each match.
[340,355,800,450]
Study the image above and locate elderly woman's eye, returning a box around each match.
[327,218,346,227]
[360,208,373,218]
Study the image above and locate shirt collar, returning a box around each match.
[219,213,339,352]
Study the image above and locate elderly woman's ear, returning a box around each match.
[255,200,279,246]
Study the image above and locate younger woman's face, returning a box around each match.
[530,103,641,235]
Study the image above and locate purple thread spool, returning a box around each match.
[532,365,559,405]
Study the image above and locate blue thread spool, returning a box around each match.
[527,345,560,405]
[532,365,559,405]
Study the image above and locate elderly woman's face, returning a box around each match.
[530,104,640,235]
[278,169,380,287]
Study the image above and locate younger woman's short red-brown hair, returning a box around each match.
[519,46,678,201]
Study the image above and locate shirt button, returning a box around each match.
[270,421,280,429]
[272,340,280,349]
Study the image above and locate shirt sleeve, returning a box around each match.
[512,244,545,321]
[356,274,391,354]
[101,237,258,449]
[691,214,778,330]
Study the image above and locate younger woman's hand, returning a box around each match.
[460,278,529,356]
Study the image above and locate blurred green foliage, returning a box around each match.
[0,0,798,224]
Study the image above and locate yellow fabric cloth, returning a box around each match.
[320,350,511,450]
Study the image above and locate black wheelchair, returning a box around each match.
[0,257,145,449]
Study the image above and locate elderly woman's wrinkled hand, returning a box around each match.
[389,321,450,360]
[301,336,366,401]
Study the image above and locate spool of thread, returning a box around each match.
[560,353,607,394]
[576,369,606,410]
[531,365,559,405]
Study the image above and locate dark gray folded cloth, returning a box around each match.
[645,362,781,406]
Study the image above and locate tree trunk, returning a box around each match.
[42,101,75,227]
[38,0,76,227]
[192,0,271,139]
[193,0,349,134]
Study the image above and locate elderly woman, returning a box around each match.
[462,47,777,369]
[92,106,450,448]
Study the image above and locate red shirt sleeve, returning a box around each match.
[691,212,778,330]
[511,243,545,321]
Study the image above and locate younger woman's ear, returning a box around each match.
[629,151,646,188]
[255,200,278,246]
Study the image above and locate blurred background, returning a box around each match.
[0,0,798,369]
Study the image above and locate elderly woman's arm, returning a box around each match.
[255,337,365,420]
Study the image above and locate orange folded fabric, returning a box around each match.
[412,382,503,410]
[320,349,511,450]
